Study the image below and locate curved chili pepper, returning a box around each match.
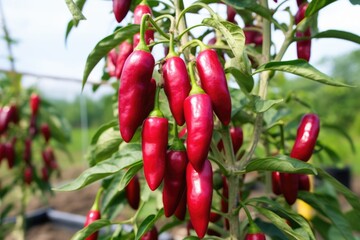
[5,142,15,169]
[298,174,310,191]
[196,49,231,126]
[118,49,155,142]
[30,93,40,116]
[24,165,33,185]
[290,113,320,162]
[115,40,133,79]
[271,171,282,195]
[186,159,213,239]
[141,226,158,240]
[163,147,188,217]
[162,56,191,126]
[125,174,140,210]
[174,187,187,221]
[40,124,51,143]
[112,0,131,23]
[24,138,32,164]
[84,188,103,240]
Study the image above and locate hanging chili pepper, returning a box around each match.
[112,0,131,23]
[107,49,118,77]
[41,166,49,182]
[298,174,310,191]
[245,222,266,240]
[5,142,15,169]
[185,62,213,171]
[141,226,158,240]
[24,165,33,185]
[29,114,38,138]
[295,2,311,61]
[30,93,41,116]
[280,173,299,205]
[271,171,282,195]
[142,87,168,190]
[196,47,231,126]
[174,187,187,221]
[23,138,32,164]
[125,174,140,210]
[84,188,103,240]
[40,124,51,143]
[115,40,133,79]
[186,159,213,239]
[226,5,237,23]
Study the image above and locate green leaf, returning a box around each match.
[245,155,318,175]
[254,60,354,88]
[298,191,355,240]
[255,207,308,240]
[225,57,254,94]
[101,173,125,213]
[322,124,356,153]
[82,25,139,88]
[311,215,344,240]
[118,162,143,191]
[91,120,119,145]
[135,209,164,240]
[305,0,337,17]
[312,30,360,45]
[251,95,283,113]
[55,144,142,191]
[345,210,360,231]
[222,0,273,22]
[65,0,87,42]
[349,0,360,4]
[317,168,360,215]
[64,0,86,22]
[71,219,112,240]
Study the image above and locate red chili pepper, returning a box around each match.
[0,106,12,134]
[141,87,168,190]
[196,48,231,126]
[8,105,19,124]
[0,143,5,164]
[290,113,320,162]
[218,126,244,155]
[134,3,152,25]
[246,223,266,240]
[29,114,38,138]
[41,166,49,182]
[24,165,33,185]
[112,0,131,23]
[186,159,213,239]
[244,25,263,46]
[118,49,155,142]
[30,93,40,116]
[298,174,310,191]
[163,144,188,217]
[5,142,15,169]
[133,31,154,49]
[162,56,191,126]
[84,188,103,240]
[125,174,140,210]
[23,138,32,164]
[209,211,221,223]
[42,147,57,169]
[141,226,158,240]
[280,173,299,205]
[271,171,282,195]
[40,124,51,143]
[115,40,133,79]
[174,187,187,221]
[107,49,118,77]
[295,2,311,61]
[226,5,237,23]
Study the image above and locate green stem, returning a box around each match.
[166,33,177,58]
[221,126,236,165]
[187,61,204,95]
[91,187,104,211]
[135,14,151,51]
[228,174,240,239]
[148,17,170,40]
[149,87,164,118]
[177,24,206,42]
[239,200,254,225]
[180,39,207,54]
[175,0,189,59]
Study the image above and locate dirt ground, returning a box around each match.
[4,166,360,240]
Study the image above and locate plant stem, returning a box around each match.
[175,0,190,59]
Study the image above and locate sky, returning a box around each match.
[0,0,359,102]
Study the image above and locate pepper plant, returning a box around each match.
[62,0,360,239]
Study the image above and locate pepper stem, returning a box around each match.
[170,121,185,151]
[166,33,178,58]
[187,62,204,95]
[239,200,254,225]
[91,187,104,211]
[149,86,164,118]
[135,14,150,52]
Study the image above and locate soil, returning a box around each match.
[3,166,360,240]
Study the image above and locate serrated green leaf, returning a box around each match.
[298,191,355,240]
[55,144,142,191]
[82,25,139,88]
[317,168,360,215]
[135,209,164,240]
[312,30,360,44]
[254,60,354,88]
[305,0,337,17]
[245,155,317,175]
[71,219,112,240]
[251,95,283,113]
[64,0,86,22]
[118,162,143,191]
[91,120,119,145]
[255,207,308,240]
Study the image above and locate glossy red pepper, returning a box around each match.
[115,40,133,79]
[218,126,244,155]
[24,138,32,164]
[244,25,263,46]
[134,3,152,24]
[125,174,140,210]
[162,56,191,126]
[174,188,187,221]
[271,171,282,195]
[5,142,15,169]
[163,146,188,217]
[107,49,117,77]
[295,2,311,61]
[245,233,266,240]
[133,31,154,49]
[141,91,168,190]
[40,123,51,143]
[290,113,320,162]
[141,226,158,240]
[30,93,40,116]
[84,188,103,240]
[186,159,213,239]
[118,49,155,142]
[298,174,310,191]
[280,173,299,205]
[24,165,33,185]
[112,0,131,23]
[196,49,231,126]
